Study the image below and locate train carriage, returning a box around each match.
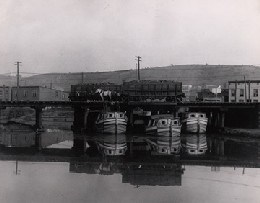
[69,80,183,102]
[122,80,183,102]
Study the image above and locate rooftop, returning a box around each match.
[11,86,65,91]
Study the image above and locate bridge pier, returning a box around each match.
[129,110,133,126]
[35,132,42,151]
[207,111,224,131]
[256,104,260,128]
[35,107,43,130]
[212,112,218,128]
[219,139,225,156]
[73,133,87,155]
[72,107,91,133]
[210,137,225,156]
[83,108,90,131]
[207,112,212,127]
[213,111,226,130]
[220,111,225,129]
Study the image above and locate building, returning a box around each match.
[11,86,69,101]
[182,85,201,102]
[183,84,228,102]
[221,89,229,102]
[228,80,260,102]
[197,87,229,102]
[0,86,11,101]
[197,89,222,102]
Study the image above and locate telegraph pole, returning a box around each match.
[15,61,22,101]
[136,56,141,80]
[244,75,247,102]
[136,63,138,79]
[81,72,84,84]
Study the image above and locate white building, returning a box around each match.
[228,80,260,102]
[182,85,201,102]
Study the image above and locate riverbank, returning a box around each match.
[223,127,260,138]
[0,107,73,130]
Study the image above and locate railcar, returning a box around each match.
[122,80,183,102]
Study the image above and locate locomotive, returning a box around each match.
[69,83,122,101]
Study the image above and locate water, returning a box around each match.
[0,125,260,203]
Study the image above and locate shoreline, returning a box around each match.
[222,127,260,138]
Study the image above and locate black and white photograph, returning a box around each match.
[0,0,260,202]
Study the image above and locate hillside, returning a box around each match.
[9,65,260,91]
[0,75,16,86]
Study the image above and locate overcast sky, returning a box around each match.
[0,0,260,75]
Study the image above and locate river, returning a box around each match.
[0,124,259,203]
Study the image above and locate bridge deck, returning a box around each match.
[0,101,257,108]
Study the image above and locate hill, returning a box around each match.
[11,65,260,91]
[0,75,16,86]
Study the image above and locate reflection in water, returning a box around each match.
[95,133,127,156]
[71,133,184,186]
[0,126,73,149]
[145,136,181,155]
[14,160,21,175]
[0,124,260,191]
[0,160,259,203]
[70,162,121,176]
[183,134,208,155]
[122,164,184,186]
[0,126,259,165]
[0,132,36,148]
[0,124,35,147]
[70,159,184,186]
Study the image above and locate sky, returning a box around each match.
[0,0,260,75]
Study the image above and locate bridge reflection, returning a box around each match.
[0,129,260,186]
[0,125,73,150]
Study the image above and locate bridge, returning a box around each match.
[0,101,110,108]
[0,101,259,131]
[0,100,257,108]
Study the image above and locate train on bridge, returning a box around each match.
[69,80,183,102]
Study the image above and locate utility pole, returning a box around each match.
[136,56,141,81]
[244,76,247,102]
[248,80,251,102]
[136,63,138,79]
[81,72,84,84]
[3,85,5,101]
[15,61,22,101]
[235,80,237,102]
